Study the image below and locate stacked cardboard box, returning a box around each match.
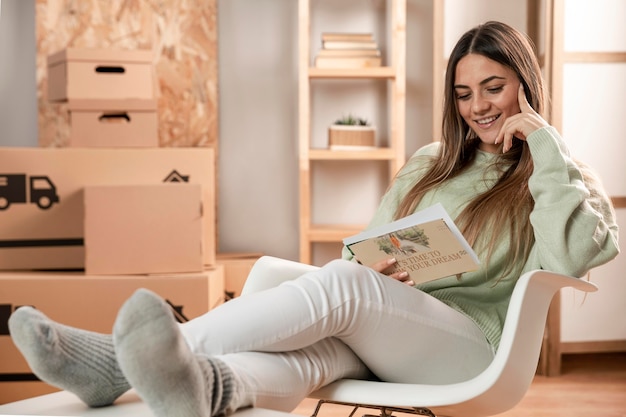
[216,252,264,299]
[0,147,217,271]
[47,48,158,148]
[0,267,225,403]
[0,48,223,403]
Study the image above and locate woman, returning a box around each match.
[9,21,618,417]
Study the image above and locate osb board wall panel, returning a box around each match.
[36,0,218,149]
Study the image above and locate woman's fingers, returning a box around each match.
[366,257,414,286]
[496,84,548,152]
[368,257,397,273]
[517,83,534,113]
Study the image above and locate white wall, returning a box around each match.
[216,0,301,260]
[0,0,38,147]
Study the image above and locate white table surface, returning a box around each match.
[0,390,299,417]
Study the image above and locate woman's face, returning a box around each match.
[454,53,522,153]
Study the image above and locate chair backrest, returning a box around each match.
[440,270,597,415]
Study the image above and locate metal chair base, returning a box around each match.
[311,399,436,417]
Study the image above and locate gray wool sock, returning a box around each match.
[113,288,240,417]
[8,306,130,407]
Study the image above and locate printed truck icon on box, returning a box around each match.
[0,174,60,210]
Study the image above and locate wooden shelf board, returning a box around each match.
[611,196,626,208]
[308,148,396,160]
[309,67,396,79]
[564,51,626,63]
[307,225,366,242]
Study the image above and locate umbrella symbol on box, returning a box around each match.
[163,170,190,183]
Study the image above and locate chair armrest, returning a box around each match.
[241,256,320,296]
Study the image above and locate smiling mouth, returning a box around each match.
[475,114,500,127]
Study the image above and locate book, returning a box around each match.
[343,203,480,284]
[329,144,378,151]
[322,40,378,50]
[315,56,382,69]
[321,32,375,42]
[317,48,381,57]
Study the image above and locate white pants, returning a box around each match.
[180,260,494,411]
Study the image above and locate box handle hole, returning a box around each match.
[95,66,126,74]
[99,113,131,123]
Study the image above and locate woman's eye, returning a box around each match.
[487,86,504,94]
[456,94,471,101]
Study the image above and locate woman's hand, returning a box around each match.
[366,257,415,286]
[495,85,549,152]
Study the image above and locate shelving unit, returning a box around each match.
[298,0,406,264]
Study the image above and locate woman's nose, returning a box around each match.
[471,95,490,113]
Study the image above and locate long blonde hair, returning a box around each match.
[396,22,546,277]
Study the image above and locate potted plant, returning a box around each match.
[328,114,376,149]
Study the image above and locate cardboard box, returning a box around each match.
[0,147,216,270]
[217,252,263,298]
[68,99,158,148]
[0,382,59,405]
[0,266,225,377]
[84,184,204,275]
[47,48,155,102]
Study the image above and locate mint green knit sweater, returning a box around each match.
[342,127,619,350]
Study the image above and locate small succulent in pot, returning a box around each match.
[329,114,375,148]
[333,114,370,126]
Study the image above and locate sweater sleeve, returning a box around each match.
[526,126,619,277]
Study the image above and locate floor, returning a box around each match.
[292,353,626,417]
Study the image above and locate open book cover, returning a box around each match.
[344,203,480,285]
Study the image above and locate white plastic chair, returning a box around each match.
[242,256,598,417]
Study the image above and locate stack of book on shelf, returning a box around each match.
[314,32,382,69]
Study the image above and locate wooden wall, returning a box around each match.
[35,0,218,149]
